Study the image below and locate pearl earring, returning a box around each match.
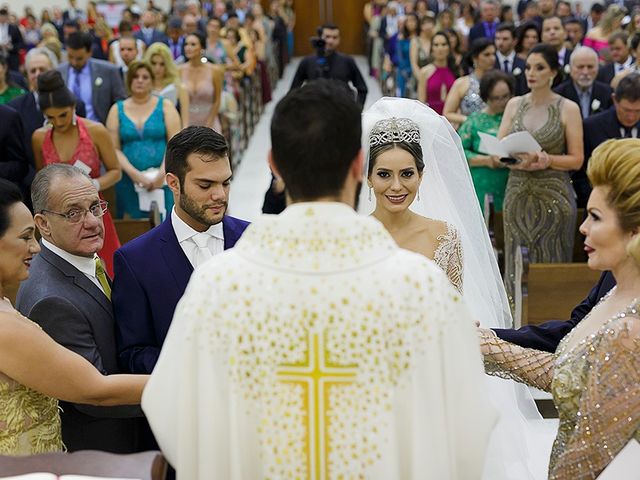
[368,187,372,201]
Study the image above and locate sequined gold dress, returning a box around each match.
[503,96,577,306]
[481,292,640,479]
[0,312,63,455]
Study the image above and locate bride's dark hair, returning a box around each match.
[368,141,425,177]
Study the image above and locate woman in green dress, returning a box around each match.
[0,56,26,105]
[459,70,514,213]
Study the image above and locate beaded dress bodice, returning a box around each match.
[509,96,566,155]
[482,291,640,479]
[433,222,463,294]
[0,307,63,456]
[460,73,485,116]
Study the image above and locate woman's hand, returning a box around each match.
[511,151,551,171]
[132,170,153,191]
[149,172,166,191]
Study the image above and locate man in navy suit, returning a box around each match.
[542,16,572,85]
[468,0,500,44]
[113,126,249,375]
[134,10,168,47]
[493,271,616,352]
[494,23,528,95]
[576,73,640,206]
[596,32,634,85]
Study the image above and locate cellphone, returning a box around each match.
[499,157,521,165]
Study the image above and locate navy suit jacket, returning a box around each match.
[494,271,616,352]
[553,80,613,117]
[468,21,498,45]
[494,55,528,96]
[113,214,250,374]
[134,29,169,47]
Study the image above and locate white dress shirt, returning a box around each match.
[171,207,224,268]
[41,239,107,295]
[496,51,516,73]
[614,56,634,74]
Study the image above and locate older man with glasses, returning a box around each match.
[16,163,143,454]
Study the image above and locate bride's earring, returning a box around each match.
[72,112,77,126]
[417,189,421,201]
[368,187,372,201]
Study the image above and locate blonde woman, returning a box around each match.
[583,4,627,59]
[144,42,189,126]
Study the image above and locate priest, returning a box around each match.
[142,79,497,479]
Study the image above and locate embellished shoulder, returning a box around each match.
[433,222,464,293]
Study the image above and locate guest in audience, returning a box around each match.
[119,35,141,80]
[0,105,30,196]
[468,0,500,44]
[455,2,475,39]
[15,165,143,453]
[443,27,464,68]
[0,8,24,72]
[0,56,25,105]
[144,42,189,124]
[179,31,224,130]
[135,10,168,47]
[563,16,585,50]
[110,21,146,69]
[459,70,514,213]
[578,73,640,207]
[409,14,435,80]
[479,138,640,479]
[417,31,459,114]
[493,22,528,96]
[112,126,249,375]
[32,70,122,275]
[394,12,418,98]
[596,31,633,84]
[106,61,181,220]
[583,4,626,59]
[166,16,186,62]
[541,16,572,84]
[583,2,605,33]
[553,46,613,120]
[58,32,126,124]
[0,178,146,456]
[499,43,583,307]
[610,32,640,88]
[436,9,455,31]
[443,38,495,126]
[225,27,256,78]
[205,16,238,67]
[515,21,541,61]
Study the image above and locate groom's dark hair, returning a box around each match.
[271,79,361,201]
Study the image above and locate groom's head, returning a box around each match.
[269,79,363,206]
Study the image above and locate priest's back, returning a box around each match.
[143,203,497,479]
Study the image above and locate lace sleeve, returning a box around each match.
[479,328,555,391]
[549,317,640,479]
[434,223,464,293]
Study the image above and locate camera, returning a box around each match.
[310,36,326,57]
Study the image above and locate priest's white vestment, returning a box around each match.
[142,202,498,479]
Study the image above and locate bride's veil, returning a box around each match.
[360,98,548,479]
[360,97,511,330]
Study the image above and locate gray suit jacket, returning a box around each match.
[16,244,142,453]
[57,58,126,124]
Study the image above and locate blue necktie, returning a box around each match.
[72,69,82,100]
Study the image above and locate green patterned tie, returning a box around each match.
[94,257,111,301]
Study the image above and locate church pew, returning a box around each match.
[114,201,161,246]
[513,246,601,329]
[0,450,167,479]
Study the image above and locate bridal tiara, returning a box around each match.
[369,117,421,147]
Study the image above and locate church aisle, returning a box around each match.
[228,56,383,222]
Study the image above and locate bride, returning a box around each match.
[360,97,553,479]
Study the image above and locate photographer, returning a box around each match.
[290,23,368,107]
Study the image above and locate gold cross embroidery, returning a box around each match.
[277,331,358,480]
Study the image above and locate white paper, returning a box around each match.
[478,131,542,158]
[597,439,640,479]
[134,168,166,219]
[0,475,139,480]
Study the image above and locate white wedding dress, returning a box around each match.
[360,97,557,479]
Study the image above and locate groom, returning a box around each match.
[142,79,497,479]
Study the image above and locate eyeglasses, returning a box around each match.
[488,93,512,102]
[41,200,109,224]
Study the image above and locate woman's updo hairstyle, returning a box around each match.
[0,178,23,238]
[367,117,425,177]
[527,43,560,74]
[587,138,640,264]
[37,69,76,111]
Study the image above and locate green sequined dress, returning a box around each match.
[458,111,509,212]
[503,96,576,306]
[0,315,64,455]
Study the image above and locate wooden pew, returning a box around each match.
[113,201,161,246]
[513,246,601,329]
[0,450,167,479]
